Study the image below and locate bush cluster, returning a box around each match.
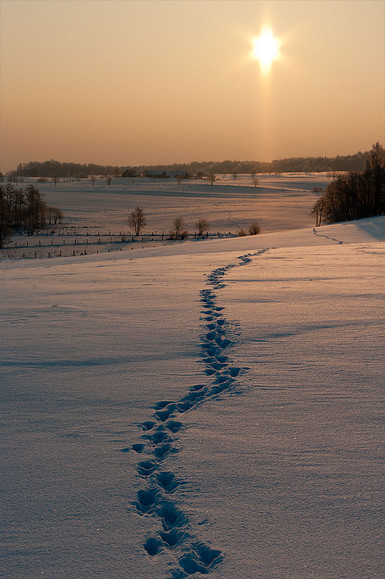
[238,223,261,236]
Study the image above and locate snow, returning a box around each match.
[1,178,384,578]
[1,173,328,260]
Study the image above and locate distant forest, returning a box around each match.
[8,150,370,179]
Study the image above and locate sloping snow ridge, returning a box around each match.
[1,215,385,578]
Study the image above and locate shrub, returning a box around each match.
[248,223,260,235]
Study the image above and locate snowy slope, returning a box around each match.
[1,217,385,578]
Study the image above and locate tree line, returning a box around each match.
[0,184,63,247]
[311,143,385,226]
[10,160,123,179]
[134,151,369,176]
[7,150,371,179]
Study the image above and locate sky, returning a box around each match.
[1,0,384,172]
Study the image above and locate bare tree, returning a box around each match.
[0,186,11,247]
[175,174,184,185]
[106,176,112,185]
[208,173,216,186]
[50,207,64,224]
[128,206,146,236]
[169,216,188,240]
[25,184,47,232]
[195,218,209,237]
[310,198,324,226]
[13,189,26,228]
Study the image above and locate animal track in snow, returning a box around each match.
[124,250,268,577]
[312,227,343,244]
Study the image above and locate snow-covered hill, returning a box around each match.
[1,216,384,578]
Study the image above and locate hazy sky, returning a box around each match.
[1,0,384,172]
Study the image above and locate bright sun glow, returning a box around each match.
[251,27,281,73]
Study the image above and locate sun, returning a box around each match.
[251,27,281,73]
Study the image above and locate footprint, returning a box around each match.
[165,420,184,433]
[155,405,177,421]
[215,337,232,349]
[208,361,224,370]
[178,542,223,575]
[145,429,171,445]
[157,501,188,530]
[182,389,207,404]
[153,442,174,460]
[177,400,193,413]
[160,528,186,547]
[136,488,159,513]
[214,326,225,335]
[139,420,157,431]
[202,344,221,357]
[215,373,234,385]
[143,537,162,556]
[211,381,233,395]
[156,471,181,493]
[132,443,146,453]
[137,460,157,477]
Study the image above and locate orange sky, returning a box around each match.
[1,0,384,172]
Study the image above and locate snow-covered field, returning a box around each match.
[1,178,384,578]
[1,173,329,260]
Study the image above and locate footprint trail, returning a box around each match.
[124,250,268,577]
